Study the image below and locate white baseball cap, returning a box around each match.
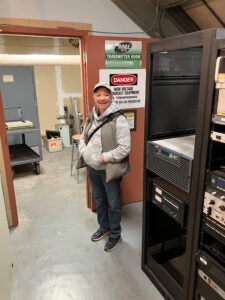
[93,82,112,93]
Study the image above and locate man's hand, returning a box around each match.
[99,154,104,162]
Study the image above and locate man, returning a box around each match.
[78,82,131,252]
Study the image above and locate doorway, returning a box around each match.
[0,23,88,226]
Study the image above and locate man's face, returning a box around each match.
[94,87,112,114]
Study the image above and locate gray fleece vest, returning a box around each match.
[84,111,130,181]
[84,111,122,148]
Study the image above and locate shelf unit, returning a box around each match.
[142,29,225,300]
[7,127,42,174]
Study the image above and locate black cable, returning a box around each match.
[85,29,145,35]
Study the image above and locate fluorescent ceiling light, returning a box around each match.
[0,54,81,65]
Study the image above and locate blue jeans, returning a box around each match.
[87,166,122,238]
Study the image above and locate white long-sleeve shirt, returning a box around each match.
[79,102,131,170]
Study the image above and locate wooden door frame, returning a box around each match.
[0,20,90,226]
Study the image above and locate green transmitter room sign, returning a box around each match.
[105,40,142,69]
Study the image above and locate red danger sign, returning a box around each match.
[110,74,137,86]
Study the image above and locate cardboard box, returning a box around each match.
[42,136,63,152]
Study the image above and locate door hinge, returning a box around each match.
[83,52,87,64]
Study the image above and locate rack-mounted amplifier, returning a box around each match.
[146,135,195,192]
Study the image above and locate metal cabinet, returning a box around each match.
[142,29,225,300]
[194,38,225,300]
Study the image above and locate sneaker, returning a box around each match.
[91,229,110,242]
[104,236,121,252]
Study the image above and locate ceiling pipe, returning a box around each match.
[0,54,81,66]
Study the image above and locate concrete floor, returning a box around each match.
[10,147,164,300]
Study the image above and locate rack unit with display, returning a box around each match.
[142,29,225,300]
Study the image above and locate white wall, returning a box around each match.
[0,0,149,38]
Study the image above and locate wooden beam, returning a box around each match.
[0,17,92,38]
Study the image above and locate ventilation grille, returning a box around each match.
[146,142,192,192]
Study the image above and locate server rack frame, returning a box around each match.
[142,28,225,300]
